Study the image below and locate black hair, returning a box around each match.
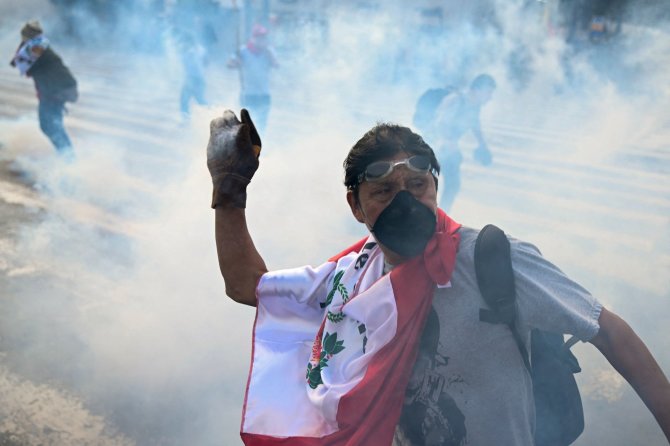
[470,73,496,91]
[343,123,440,195]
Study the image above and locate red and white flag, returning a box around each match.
[241,210,460,445]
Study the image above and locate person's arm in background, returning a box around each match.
[207,109,267,306]
[431,93,461,151]
[471,113,492,166]
[589,307,670,442]
[471,116,487,149]
[268,46,279,68]
[226,51,241,69]
[9,41,22,67]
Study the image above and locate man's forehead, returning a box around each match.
[371,150,412,163]
[364,167,432,187]
[368,172,429,186]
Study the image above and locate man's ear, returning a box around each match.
[346,190,365,223]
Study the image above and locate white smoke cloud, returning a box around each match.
[0,1,669,445]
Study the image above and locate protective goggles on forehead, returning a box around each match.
[355,155,437,186]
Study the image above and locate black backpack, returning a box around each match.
[474,224,584,446]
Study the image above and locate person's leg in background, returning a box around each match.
[38,99,73,157]
[438,148,463,212]
[240,94,270,133]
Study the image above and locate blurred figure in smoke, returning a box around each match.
[171,0,221,54]
[204,108,670,445]
[414,73,496,211]
[563,0,624,46]
[176,32,208,122]
[9,21,78,158]
[227,24,278,133]
[393,7,448,87]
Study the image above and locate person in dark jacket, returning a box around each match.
[10,21,78,156]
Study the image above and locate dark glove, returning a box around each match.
[207,109,262,208]
[473,144,492,166]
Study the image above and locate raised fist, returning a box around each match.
[207,109,262,208]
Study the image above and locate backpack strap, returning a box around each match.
[474,224,531,371]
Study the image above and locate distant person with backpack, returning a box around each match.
[9,21,78,157]
[205,108,670,445]
[413,74,496,211]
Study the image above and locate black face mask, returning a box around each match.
[371,190,436,258]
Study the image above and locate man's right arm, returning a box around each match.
[215,206,267,306]
[207,109,266,306]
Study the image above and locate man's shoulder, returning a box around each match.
[456,225,479,250]
[453,225,535,263]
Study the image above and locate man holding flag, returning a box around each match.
[206,109,670,445]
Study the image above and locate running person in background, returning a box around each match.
[415,74,496,211]
[9,20,78,158]
[177,31,208,122]
[227,24,278,133]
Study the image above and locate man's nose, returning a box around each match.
[396,182,421,199]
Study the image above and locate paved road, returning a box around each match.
[0,44,669,445]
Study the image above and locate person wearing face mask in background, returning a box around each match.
[206,109,670,446]
[9,20,78,158]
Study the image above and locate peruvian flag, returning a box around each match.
[241,210,460,445]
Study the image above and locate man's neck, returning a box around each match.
[379,247,406,268]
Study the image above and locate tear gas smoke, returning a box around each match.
[0,1,668,445]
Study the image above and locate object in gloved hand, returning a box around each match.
[473,144,492,166]
[207,109,262,208]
